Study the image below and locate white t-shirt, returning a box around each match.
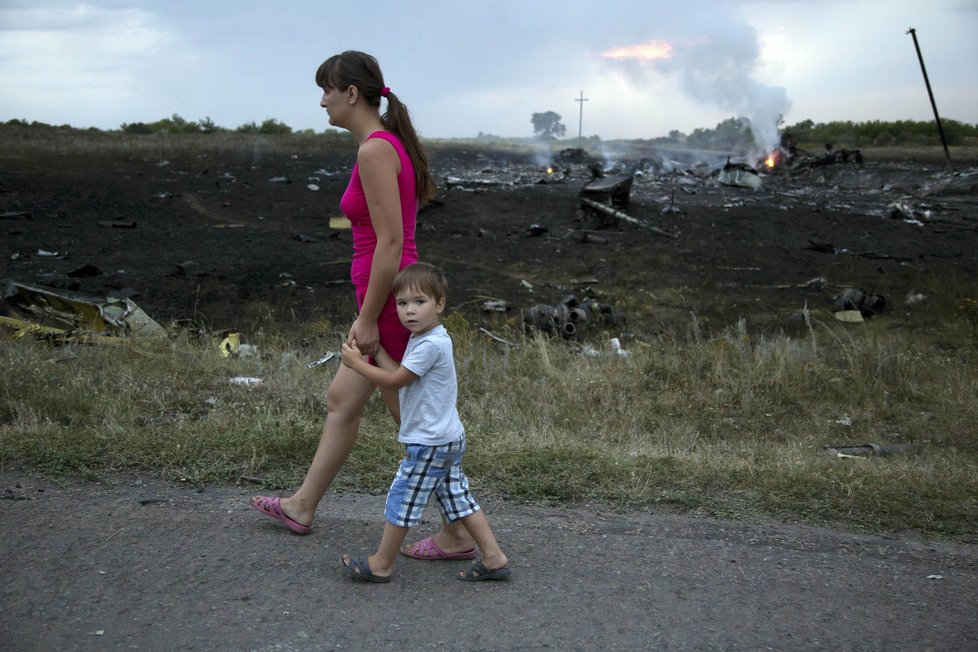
[397,324,465,446]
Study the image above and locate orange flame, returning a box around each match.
[601,41,673,61]
[765,156,776,168]
[546,167,553,174]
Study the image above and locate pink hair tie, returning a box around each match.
[380,87,390,98]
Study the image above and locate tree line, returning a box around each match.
[120,114,305,135]
[530,111,977,150]
[2,115,316,136]
[6,113,978,149]
[650,117,978,150]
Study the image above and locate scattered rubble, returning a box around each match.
[523,294,624,340]
[1,279,166,342]
[718,162,762,190]
[5,142,975,348]
[831,288,886,318]
[1,211,31,220]
[432,143,975,242]
[96,219,137,229]
[307,352,337,368]
[580,174,634,207]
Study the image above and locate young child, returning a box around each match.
[339,262,511,583]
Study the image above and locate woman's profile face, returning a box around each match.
[320,85,349,127]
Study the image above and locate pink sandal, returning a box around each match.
[248,496,312,534]
[401,536,476,560]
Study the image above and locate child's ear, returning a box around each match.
[436,297,446,314]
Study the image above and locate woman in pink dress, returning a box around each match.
[249,51,475,560]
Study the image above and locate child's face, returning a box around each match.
[395,287,445,336]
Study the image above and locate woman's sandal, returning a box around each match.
[248,496,312,535]
[402,536,477,560]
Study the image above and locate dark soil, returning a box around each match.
[3,144,977,344]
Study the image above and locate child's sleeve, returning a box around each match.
[399,339,437,378]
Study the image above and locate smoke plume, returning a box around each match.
[601,5,791,152]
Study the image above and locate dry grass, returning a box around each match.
[2,300,976,541]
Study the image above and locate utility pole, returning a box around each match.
[906,27,952,169]
[575,90,588,150]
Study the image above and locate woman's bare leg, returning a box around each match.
[269,364,377,526]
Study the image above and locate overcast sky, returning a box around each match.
[1,0,975,147]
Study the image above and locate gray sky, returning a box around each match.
[1,0,975,147]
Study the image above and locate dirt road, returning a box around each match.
[2,472,976,651]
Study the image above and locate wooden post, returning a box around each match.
[906,27,952,169]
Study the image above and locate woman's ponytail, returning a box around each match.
[381,91,436,203]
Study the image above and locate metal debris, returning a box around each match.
[1,279,166,341]
[479,327,520,347]
[831,288,886,317]
[229,376,263,386]
[579,198,678,238]
[825,443,917,457]
[481,300,510,313]
[580,174,634,207]
[307,351,337,368]
[96,220,137,229]
[523,294,624,340]
[718,162,762,190]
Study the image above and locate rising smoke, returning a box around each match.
[602,4,791,153]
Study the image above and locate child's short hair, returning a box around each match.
[392,262,448,302]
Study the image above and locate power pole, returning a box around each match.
[906,27,952,169]
[575,90,588,150]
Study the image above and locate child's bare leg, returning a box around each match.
[343,521,408,579]
[381,387,475,555]
[458,510,507,571]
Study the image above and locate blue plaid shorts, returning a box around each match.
[384,436,481,528]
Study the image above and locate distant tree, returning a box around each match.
[667,129,686,144]
[531,111,566,140]
[234,119,291,135]
[120,114,203,134]
[121,122,153,134]
[236,121,260,134]
[685,116,755,151]
[258,118,292,135]
[198,116,221,134]
[939,119,973,145]
[151,113,200,133]
[713,117,754,150]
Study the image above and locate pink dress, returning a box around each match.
[339,131,419,361]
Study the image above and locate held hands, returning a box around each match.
[348,317,380,357]
[340,340,364,368]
